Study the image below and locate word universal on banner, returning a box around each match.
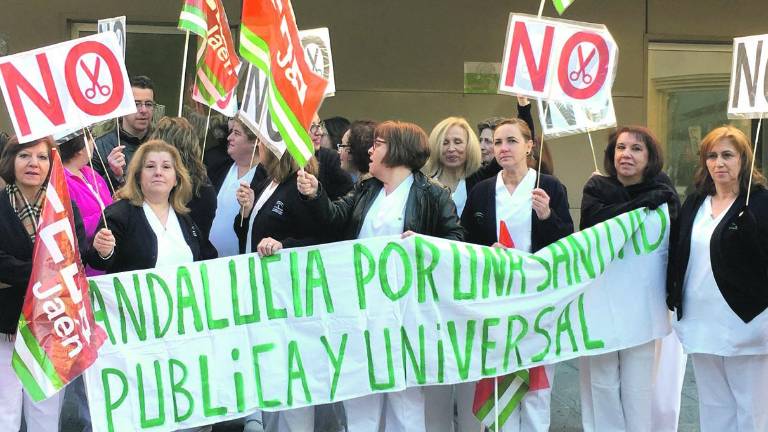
[84,207,671,432]
[0,32,135,142]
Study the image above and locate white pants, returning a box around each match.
[423,383,482,432]
[276,406,314,431]
[651,331,687,432]
[345,387,426,432]
[579,340,655,432]
[500,364,555,432]
[0,337,63,432]
[692,353,768,432]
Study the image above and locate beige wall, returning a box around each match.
[1,0,766,219]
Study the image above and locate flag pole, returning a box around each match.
[746,117,763,207]
[494,377,499,431]
[587,129,600,173]
[82,128,109,230]
[537,0,546,18]
[201,106,212,163]
[536,101,550,189]
[86,127,117,196]
[178,30,190,117]
[240,87,269,227]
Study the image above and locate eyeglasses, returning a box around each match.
[135,101,155,110]
[337,143,351,152]
[372,138,387,149]
[310,122,326,136]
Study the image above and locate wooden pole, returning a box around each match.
[177,30,190,117]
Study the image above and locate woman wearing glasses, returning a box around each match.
[297,120,463,432]
[338,120,377,183]
[310,113,354,200]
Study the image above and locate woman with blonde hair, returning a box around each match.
[668,125,768,432]
[150,116,217,257]
[89,140,216,275]
[422,116,482,216]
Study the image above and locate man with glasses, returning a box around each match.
[310,112,353,200]
[92,75,156,192]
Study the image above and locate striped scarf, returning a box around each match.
[6,183,45,243]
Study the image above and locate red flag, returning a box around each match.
[13,148,106,401]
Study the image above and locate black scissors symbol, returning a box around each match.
[569,45,596,85]
[80,58,111,99]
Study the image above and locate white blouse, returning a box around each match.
[358,174,414,239]
[142,203,194,269]
[495,168,535,253]
[452,178,468,217]
[210,164,257,257]
[674,196,768,355]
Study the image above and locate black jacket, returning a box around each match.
[234,172,321,253]
[316,147,354,200]
[0,191,87,335]
[188,182,218,258]
[667,187,768,323]
[461,172,573,252]
[303,171,464,241]
[580,173,680,230]
[86,199,216,274]
[92,126,149,193]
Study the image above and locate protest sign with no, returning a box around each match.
[499,14,618,137]
[728,33,768,119]
[0,32,135,142]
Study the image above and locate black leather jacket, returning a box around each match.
[303,170,464,241]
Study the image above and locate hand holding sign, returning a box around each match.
[106,145,126,178]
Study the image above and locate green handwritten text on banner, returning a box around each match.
[85,207,671,432]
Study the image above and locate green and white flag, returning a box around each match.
[553,0,574,15]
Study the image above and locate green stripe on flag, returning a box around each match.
[239,27,270,71]
[476,371,531,430]
[552,0,574,14]
[178,5,207,36]
[199,62,228,97]
[11,351,47,402]
[18,320,65,390]
[266,73,314,165]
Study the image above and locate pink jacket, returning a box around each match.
[64,166,114,276]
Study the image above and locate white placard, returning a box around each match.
[97,16,126,59]
[728,33,768,119]
[0,32,136,142]
[300,27,335,97]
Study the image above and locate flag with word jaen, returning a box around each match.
[178,0,241,107]
[239,0,327,165]
[473,221,551,430]
[12,148,106,401]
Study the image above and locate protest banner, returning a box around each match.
[84,206,671,432]
[239,0,328,166]
[498,14,618,138]
[97,16,126,59]
[192,82,237,117]
[0,32,135,142]
[300,28,336,97]
[13,149,106,401]
[728,33,768,119]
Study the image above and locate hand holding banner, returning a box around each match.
[0,32,135,142]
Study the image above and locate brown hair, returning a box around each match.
[493,118,533,142]
[694,125,767,195]
[375,121,430,171]
[115,140,193,213]
[149,117,209,196]
[0,136,55,184]
[423,116,482,178]
[233,117,258,141]
[260,143,318,183]
[603,126,664,181]
[347,120,377,174]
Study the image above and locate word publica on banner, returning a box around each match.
[85,207,670,432]
[729,33,768,119]
[498,13,618,102]
[88,207,667,348]
[0,32,135,142]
